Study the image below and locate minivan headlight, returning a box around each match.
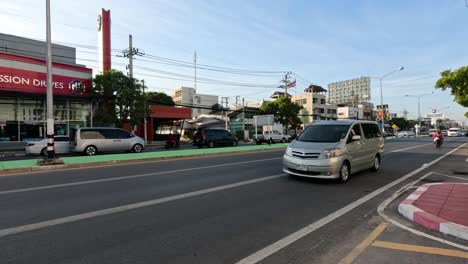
[285,147,292,156]
[319,148,341,159]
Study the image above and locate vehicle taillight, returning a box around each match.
[203,134,206,141]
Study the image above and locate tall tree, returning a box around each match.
[435,66,468,117]
[146,92,175,106]
[210,103,226,114]
[259,96,302,132]
[93,70,147,127]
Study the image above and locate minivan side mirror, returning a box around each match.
[352,135,361,141]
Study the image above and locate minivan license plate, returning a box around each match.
[296,164,307,171]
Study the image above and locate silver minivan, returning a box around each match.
[283,120,384,182]
[71,127,145,156]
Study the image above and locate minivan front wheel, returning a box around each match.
[339,162,350,183]
[84,145,97,156]
[132,144,143,153]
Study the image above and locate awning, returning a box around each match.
[149,105,191,119]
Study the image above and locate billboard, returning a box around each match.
[376,104,390,121]
[0,66,91,96]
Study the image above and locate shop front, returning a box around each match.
[0,52,93,141]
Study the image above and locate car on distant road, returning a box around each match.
[26,136,71,156]
[193,128,238,148]
[447,127,462,137]
[397,131,409,138]
[429,129,437,136]
[71,128,145,156]
[283,120,384,182]
[442,130,448,136]
[254,130,291,144]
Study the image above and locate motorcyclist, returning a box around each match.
[433,130,443,145]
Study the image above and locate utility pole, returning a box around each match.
[281,72,291,97]
[128,34,133,78]
[123,34,144,77]
[221,97,229,130]
[45,0,55,160]
[194,51,197,93]
[235,96,240,110]
[242,97,245,140]
[142,79,147,144]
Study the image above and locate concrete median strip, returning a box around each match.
[0,144,288,176]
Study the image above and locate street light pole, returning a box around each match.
[405,92,434,136]
[372,67,404,133]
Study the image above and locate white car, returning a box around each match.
[447,128,462,137]
[25,136,71,156]
[397,131,409,138]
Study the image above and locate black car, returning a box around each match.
[193,129,238,148]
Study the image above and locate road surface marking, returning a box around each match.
[0,173,286,238]
[388,143,432,153]
[0,143,433,194]
[338,223,388,264]
[0,157,281,195]
[372,240,468,259]
[235,142,467,264]
[432,172,468,181]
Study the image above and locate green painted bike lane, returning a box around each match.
[0,144,289,170]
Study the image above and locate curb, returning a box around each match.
[0,145,287,176]
[398,183,468,241]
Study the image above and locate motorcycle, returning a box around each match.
[433,137,442,148]
[165,136,179,149]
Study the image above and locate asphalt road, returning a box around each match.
[0,137,467,264]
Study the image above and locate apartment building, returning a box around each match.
[172,87,219,118]
[328,77,371,105]
[291,85,337,124]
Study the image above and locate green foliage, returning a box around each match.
[259,96,302,131]
[93,70,146,127]
[391,117,418,131]
[210,103,226,114]
[146,92,175,106]
[235,130,243,140]
[435,66,468,116]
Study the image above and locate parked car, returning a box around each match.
[283,120,384,182]
[254,130,291,144]
[447,127,462,137]
[26,136,71,156]
[70,127,145,156]
[397,131,409,138]
[193,128,238,148]
[429,129,437,137]
[442,130,448,136]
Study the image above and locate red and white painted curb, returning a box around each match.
[398,183,468,240]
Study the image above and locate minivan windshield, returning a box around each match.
[296,124,350,143]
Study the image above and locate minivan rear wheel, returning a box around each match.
[371,154,380,171]
[339,162,350,183]
[84,145,97,156]
[132,144,143,153]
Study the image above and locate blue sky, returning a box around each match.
[2,0,467,123]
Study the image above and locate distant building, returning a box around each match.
[172,87,219,118]
[291,85,337,124]
[270,91,291,99]
[390,113,397,119]
[328,77,371,105]
[336,102,374,120]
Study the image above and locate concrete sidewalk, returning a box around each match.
[399,183,468,240]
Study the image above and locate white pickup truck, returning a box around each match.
[254,130,291,144]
